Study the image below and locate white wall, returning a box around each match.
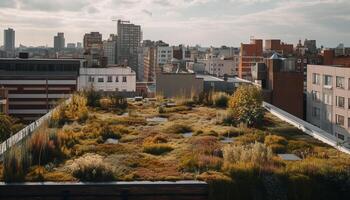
[78,67,136,92]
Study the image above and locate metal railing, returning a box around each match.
[263,102,350,155]
[0,97,71,156]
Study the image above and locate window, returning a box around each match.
[311,90,321,102]
[336,114,345,126]
[312,73,320,85]
[107,76,112,82]
[88,76,94,83]
[336,96,345,108]
[116,76,119,82]
[323,93,332,105]
[98,77,104,83]
[324,75,332,87]
[312,107,320,119]
[337,133,345,141]
[336,76,345,89]
[122,76,127,82]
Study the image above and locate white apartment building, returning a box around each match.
[198,56,239,76]
[307,65,350,146]
[78,66,136,92]
[157,46,173,65]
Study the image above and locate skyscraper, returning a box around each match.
[103,34,118,65]
[4,28,15,53]
[54,32,65,51]
[117,20,142,79]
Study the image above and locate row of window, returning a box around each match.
[311,91,350,109]
[88,76,127,83]
[312,73,348,89]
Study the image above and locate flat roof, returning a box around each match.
[196,74,224,82]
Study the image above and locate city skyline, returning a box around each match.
[0,0,349,47]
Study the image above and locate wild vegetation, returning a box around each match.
[1,86,350,200]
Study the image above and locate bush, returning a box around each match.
[167,123,192,134]
[228,85,264,127]
[2,147,30,182]
[181,154,223,172]
[190,136,221,156]
[84,87,101,107]
[223,142,273,168]
[99,98,113,110]
[212,92,230,108]
[71,154,115,182]
[110,94,128,110]
[264,135,288,153]
[0,115,24,142]
[235,132,265,145]
[143,144,173,155]
[100,124,122,141]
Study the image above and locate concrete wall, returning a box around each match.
[156,73,203,98]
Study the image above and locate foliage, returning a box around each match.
[228,85,264,127]
[99,98,113,110]
[264,135,288,153]
[223,142,273,168]
[2,147,30,182]
[84,87,101,107]
[71,154,115,181]
[212,92,230,108]
[167,123,192,134]
[0,115,25,143]
[99,124,122,141]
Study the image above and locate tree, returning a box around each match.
[0,114,14,142]
[228,85,264,127]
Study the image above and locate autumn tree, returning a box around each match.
[228,85,264,127]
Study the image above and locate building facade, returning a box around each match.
[0,88,8,115]
[78,66,136,92]
[239,39,264,80]
[307,65,350,146]
[83,32,102,49]
[117,20,142,79]
[54,32,65,51]
[0,58,82,121]
[198,57,238,77]
[103,34,118,65]
[4,28,15,56]
[265,39,293,56]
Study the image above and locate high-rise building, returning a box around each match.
[238,38,263,80]
[304,39,317,54]
[4,28,15,54]
[67,43,76,49]
[83,32,102,49]
[307,65,350,147]
[103,34,117,65]
[54,32,65,51]
[117,20,142,79]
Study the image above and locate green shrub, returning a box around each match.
[143,144,173,155]
[71,154,115,182]
[213,92,230,108]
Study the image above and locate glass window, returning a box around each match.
[323,93,332,105]
[336,76,345,89]
[337,133,345,141]
[312,73,320,85]
[98,77,104,83]
[336,96,345,108]
[324,75,332,86]
[312,91,321,102]
[312,107,320,119]
[107,76,112,82]
[116,76,119,82]
[123,76,127,82]
[88,76,94,83]
[336,114,345,126]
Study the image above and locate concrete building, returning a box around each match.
[0,57,82,121]
[198,57,238,76]
[54,32,65,51]
[83,32,102,49]
[157,46,173,65]
[78,65,136,92]
[252,54,304,119]
[156,73,203,98]
[103,34,117,65]
[307,65,350,146]
[265,39,293,56]
[0,88,8,115]
[67,43,76,49]
[304,39,317,54]
[239,39,264,80]
[143,47,157,82]
[77,42,82,49]
[117,20,142,79]
[4,28,15,56]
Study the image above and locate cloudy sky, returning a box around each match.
[0,0,349,48]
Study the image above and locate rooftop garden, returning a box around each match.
[1,86,350,200]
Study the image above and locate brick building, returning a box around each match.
[265,39,294,56]
[239,39,263,80]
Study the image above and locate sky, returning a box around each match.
[0,0,349,48]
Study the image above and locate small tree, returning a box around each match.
[0,114,13,142]
[228,85,264,127]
